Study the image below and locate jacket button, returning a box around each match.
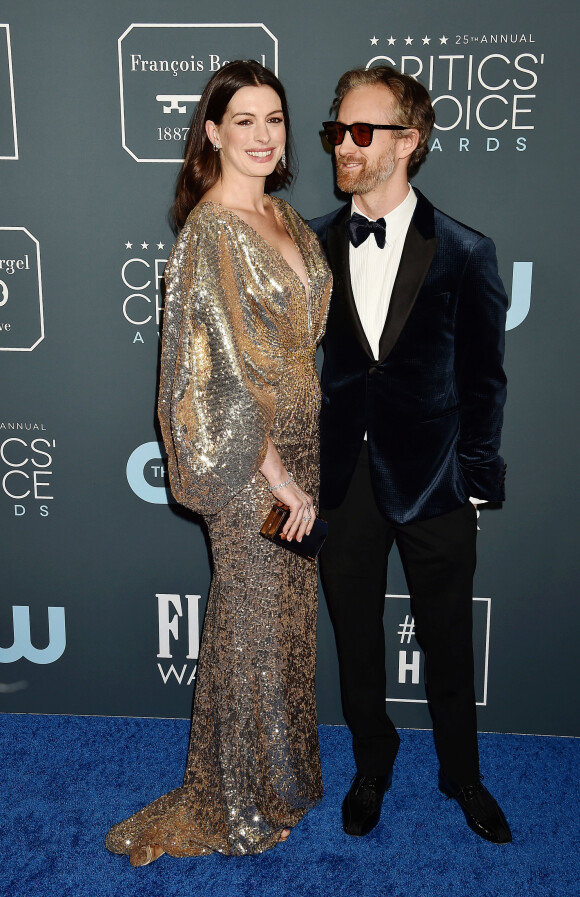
[368,366,379,376]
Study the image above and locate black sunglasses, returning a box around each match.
[322,120,408,147]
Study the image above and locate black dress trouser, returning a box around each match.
[320,443,480,783]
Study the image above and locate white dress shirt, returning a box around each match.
[350,185,416,360]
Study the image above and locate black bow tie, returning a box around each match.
[346,212,387,249]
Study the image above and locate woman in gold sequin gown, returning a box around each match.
[105,62,331,864]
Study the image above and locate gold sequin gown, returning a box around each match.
[105,197,331,858]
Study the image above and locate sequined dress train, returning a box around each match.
[105,198,331,857]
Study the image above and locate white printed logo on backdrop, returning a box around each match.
[118,23,278,162]
[384,594,491,706]
[364,30,544,155]
[121,240,168,344]
[360,32,537,329]
[0,25,18,160]
[0,228,44,351]
[157,594,201,686]
[0,422,55,518]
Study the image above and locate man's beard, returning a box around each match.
[336,145,395,195]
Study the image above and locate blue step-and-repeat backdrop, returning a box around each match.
[1,0,578,736]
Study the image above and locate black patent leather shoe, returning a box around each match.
[438,772,512,844]
[342,771,393,836]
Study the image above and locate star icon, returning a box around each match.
[370,35,379,46]
[422,36,431,45]
[157,242,165,250]
[141,242,149,250]
[405,36,413,45]
[440,35,448,44]
[387,36,396,45]
[125,241,132,249]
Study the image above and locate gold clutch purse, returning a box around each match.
[260,501,328,561]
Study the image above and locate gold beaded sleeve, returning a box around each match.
[158,210,276,515]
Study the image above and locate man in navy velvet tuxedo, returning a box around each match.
[310,66,512,844]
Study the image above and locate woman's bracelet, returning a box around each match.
[270,474,294,493]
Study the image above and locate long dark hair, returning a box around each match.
[171,60,294,231]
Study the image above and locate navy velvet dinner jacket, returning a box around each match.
[309,189,508,525]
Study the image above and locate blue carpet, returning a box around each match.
[0,715,578,897]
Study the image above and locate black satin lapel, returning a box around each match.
[378,223,438,362]
[327,217,374,360]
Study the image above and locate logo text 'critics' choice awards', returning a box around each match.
[364,31,544,154]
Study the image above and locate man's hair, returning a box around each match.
[332,66,435,178]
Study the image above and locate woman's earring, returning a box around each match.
[213,143,220,153]
[281,149,287,167]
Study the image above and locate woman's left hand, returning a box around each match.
[271,477,315,543]
[259,437,315,542]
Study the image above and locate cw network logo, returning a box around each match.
[507,262,532,331]
[0,606,66,664]
[157,593,201,685]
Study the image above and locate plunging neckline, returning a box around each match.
[199,199,311,301]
